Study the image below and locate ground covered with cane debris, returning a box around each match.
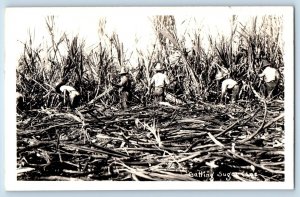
[17,99,284,181]
[14,13,286,181]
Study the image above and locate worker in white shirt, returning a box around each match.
[221,78,240,104]
[148,63,170,103]
[55,80,80,109]
[258,59,280,98]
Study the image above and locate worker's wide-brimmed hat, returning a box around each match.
[119,67,128,75]
[261,59,272,68]
[55,81,66,93]
[215,72,225,80]
[155,63,164,71]
[215,67,229,80]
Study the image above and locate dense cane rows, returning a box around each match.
[16,15,285,181]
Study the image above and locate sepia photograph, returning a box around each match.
[5,6,294,190]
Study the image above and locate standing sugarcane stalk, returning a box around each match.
[153,16,201,95]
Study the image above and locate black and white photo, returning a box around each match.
[5,7,294,190]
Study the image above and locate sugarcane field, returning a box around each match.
[8,7,294,184]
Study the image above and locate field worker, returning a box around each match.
[258,59,280,98]
[214,59,230,103]
[213,57,229,82]
[112,67,132,109]
[16,92,24,112]
[55,80,80,109]
[234,49,247,65]
[148,63,170,103]
[221,78,240,104]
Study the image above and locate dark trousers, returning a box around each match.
[231,85,240,102]
[70,95,80,109]
[265,80,278,98]
[16,97,24,112]
[120,91,129,109]
[224,85,239,103]
[153,87,165,103]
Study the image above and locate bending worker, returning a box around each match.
[220,78,240,104]
[16,92,24,113]
[148,63,170,103]
[55,80,80,109]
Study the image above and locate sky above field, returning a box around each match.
[6,8,234,55]
[5,7,291,67]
